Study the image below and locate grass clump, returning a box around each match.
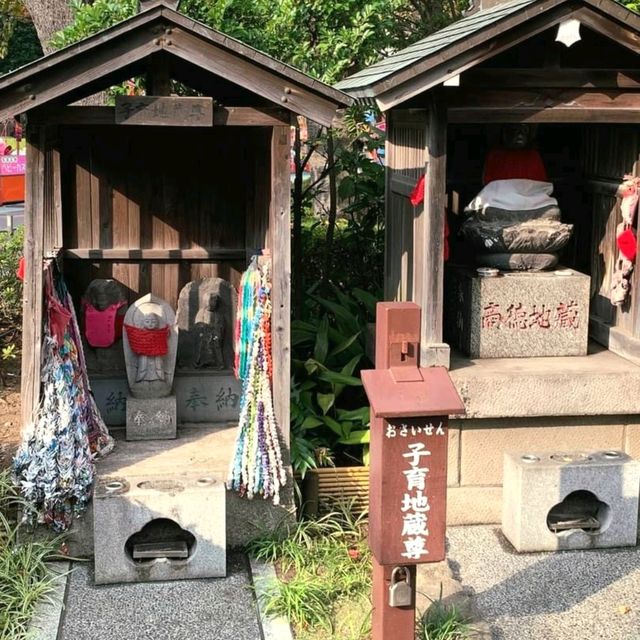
[248,503,372,640]
[0,471,65,640]
[418,599,472,640]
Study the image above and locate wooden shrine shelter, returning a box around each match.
[337,0,640,523]
[0,0,351,449]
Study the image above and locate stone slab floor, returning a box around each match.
[448,525,640,640]
[59,553,262,640]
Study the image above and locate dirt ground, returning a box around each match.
[0,366,21,471]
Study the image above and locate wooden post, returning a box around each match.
[146,53,172,96]
[270,125,291,446]
[414,100,450,368]
[372,559,417,640]
[20,125,46,429]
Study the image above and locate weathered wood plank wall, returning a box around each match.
[384,110,426,302]
[59,126,266,307]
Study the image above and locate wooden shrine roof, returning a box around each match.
[0,2,352,127]
[335,0,640,110]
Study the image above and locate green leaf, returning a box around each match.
[304,358,328,375]
[341,354,362,377]
[328,331,361,358]
[352,287,380,316]
[338,175,356,199]
[321,415,346,438]
[313,316,329,363]
[336,406,370,424]
[311,296,360,335]
[317,371,363,386]
[301,415,324,429]
[338,430,371,445]
[316,392,335,416]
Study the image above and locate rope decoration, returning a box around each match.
[229,256,286,504]
[13,262,114,532]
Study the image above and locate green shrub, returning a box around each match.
[290,286,378,476]
[0,227,23,332]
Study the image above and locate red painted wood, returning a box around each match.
[372,558,416,640]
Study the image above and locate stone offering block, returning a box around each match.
[444,266,589,358]
[502,450,640,552]
[126,395,177,440]
[93,472,226,584]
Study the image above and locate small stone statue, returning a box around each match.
[81,279,128,372]
[462,123,573,271]
[176,278,236,370]
[194,293,225,369]
[123,294,178,399]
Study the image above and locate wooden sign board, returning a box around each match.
[368,415,449,565]
[115,96,214,126]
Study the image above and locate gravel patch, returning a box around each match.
[59,553,262,640]
[447,525,640,640]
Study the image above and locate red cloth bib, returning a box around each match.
[83,301,126,348]
[124,324,169,356]
[483,149,548,185]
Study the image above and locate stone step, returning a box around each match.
[24,425,294,559]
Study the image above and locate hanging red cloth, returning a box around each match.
[483,148,547,185]
[16,256,25,281]
[409,175,450,261]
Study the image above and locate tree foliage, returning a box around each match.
[52,0,467,82]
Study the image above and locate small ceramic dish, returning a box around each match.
[476,267,499,277]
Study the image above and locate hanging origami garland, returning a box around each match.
[229,256,286,505]
[13,262,114,531]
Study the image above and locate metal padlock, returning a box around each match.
[388,566,412,607]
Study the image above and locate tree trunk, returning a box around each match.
[22,0,73,54]
[323,130,338,286]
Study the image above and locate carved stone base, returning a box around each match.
[126,395,177,441]
[444,266,590,358]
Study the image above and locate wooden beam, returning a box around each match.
[64,248,246,260]
[167,27,339,126]
[447,90,640,123]
[20,126,46,430]
[0,27,160,122]
[146,52,172,95]
[33,105,291,127]
[115,96,214,126]
[389,174,415,198]
[413,100,449,369]
[269,125,291,446]
[43,129,63,256]
[462,69,640,89]
[573,7,640,56]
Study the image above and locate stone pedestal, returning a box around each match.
[126,395,177,440]
[444,266,590,358]
[93,472,226,584]
[502,450,640,552]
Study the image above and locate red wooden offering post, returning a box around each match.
[362,303,465,640]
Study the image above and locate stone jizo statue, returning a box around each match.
[176,278,236,370]
[462,123,573,271]
[194,293,225,369]
[123,294,178,399]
